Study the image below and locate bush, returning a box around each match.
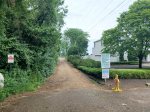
[111,61,138,65]
[77,66,101,79]
[67,55,100,68]
[78,66,150,79]
[67,55,81,67]
[0,69,44,101]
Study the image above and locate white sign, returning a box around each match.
[8,54,14,63]
[102,69,109,79]
[101,53,110,68]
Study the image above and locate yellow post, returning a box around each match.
[112,74,122,92]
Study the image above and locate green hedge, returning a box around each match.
[67,55,100,68]
[111,61,138,65]
[78,66,150,79]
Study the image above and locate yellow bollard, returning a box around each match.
[112,74,122,92]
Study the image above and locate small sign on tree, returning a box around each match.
[8,54,14,63]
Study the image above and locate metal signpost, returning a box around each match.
[101,53,110,84]
[8,54,14,76]
[102,69,109,79]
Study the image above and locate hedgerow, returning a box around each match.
[67,55,100,68]
[78,66,150,79]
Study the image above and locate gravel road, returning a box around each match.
[0,58,150,112]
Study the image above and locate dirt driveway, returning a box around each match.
[0,58,150,112]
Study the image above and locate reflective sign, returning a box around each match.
[101,53,110,68]
[8,54,14,63]
[102,69,109,79]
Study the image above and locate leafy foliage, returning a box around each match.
[102,27,125,61]
[0,0,67,101]
[102,0,150,68]
[68,55,100,68]
[63,28,89,56]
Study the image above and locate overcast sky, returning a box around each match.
[63,0,137,54]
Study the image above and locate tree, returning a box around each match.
[0,0,67,74]
[117,0,150,68]
[102,0,150,68]
[0,0,67,99]
[101,26,125,61]
[60,36,70,56]
[64,28,89,56]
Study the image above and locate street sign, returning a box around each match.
[102,69,109,79]
[8,54,14,63]
[101,53,110,68]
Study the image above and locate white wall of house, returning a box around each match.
[88,39,150,62]
[89,40,119,62]
[147,54,150,62]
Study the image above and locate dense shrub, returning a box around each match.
[0,69,44,101]
[77,66,101,79]
[111,61,138,65]
[78,66,150,79]
[0,0,66,101]
[67,55,100,68]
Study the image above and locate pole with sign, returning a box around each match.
[8,54,14,76]
[8,54,14,63]
[101,53,110,84]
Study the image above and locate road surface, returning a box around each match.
[0,58,150,112]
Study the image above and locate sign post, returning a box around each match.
[101,53,110,84]
[8,54,14,63]
[8,54,14,76]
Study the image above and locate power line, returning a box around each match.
[87,0,128,31]
[79,1,97,23]
[80,0,114,23]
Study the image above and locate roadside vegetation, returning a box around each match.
[61,28,89,56]
[0,0,67,101]
[102,0,150,68]
[78,66,150,79]
[65,1,150,81]
[68,56,150,79]
[111,61,139,65]
[67,55,100,68]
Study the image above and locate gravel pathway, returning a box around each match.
[0,58,150,112]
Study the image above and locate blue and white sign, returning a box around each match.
[102,69,109,79]
[101,53,110,68]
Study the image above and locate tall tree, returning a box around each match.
[64,28,89,56]
[0,0,67,74]
[101,26,125,61]
[102,0,150,68]
[118,0,150,68]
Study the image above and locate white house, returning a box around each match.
[147,55,150,62]
[89,39,150,62]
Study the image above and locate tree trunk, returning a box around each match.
[138,55,143,68]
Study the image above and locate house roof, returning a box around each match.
[94,39,101,43]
